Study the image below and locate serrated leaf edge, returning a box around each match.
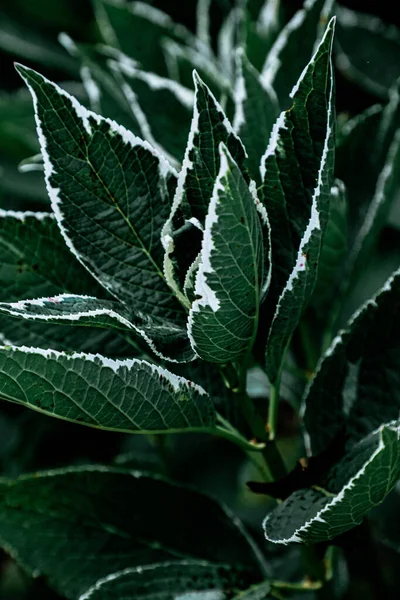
[263,420,400,544]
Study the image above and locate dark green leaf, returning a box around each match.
[16,64,186,323]
[0,467,264,598]
[110,59,194,162]
[233,49,279,182]
[188,145,266,363]
[262,19,335,384]
[336,6,400,100]
[261,0,334,106]
[94,0,194,76]
[0,345,214,432]
[79,561,255,600]
[264,423,400,544]
[0,294,195,363]
[162,72,247,306]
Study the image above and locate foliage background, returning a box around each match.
[1,0,400,598]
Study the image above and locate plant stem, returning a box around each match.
[267,379,280,441]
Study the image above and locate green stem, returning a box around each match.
[267,379,280,441]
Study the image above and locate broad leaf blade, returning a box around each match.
[263,423,400,544]
[0,294,195,362]
[262,19,336,384]
[261,0,334,106]
[233,49,279,182]
[0,467,263,598]
[0,211,103,301]
[16,64,185,322]
[79,561,254,600]
[0,346,213,432]
[188,145,264,363]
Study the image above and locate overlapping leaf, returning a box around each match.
[162,72,247,305]
[0,294,195,362]
[79,561,255,600]
[233,49,279,182]
[16,64,186,324]
[188,144,266,363]
[0,211,134,356]
[264,422,400,544]
[261,0,334,106]
[0,467,263,598]
[110,59,194,162]
[262,19,335,384]
[0,345,213,432]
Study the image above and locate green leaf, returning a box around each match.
[303,267,400,456]
[244,0,282,73]
[0,11,77,75]
[110,59,194,162]
[263,422,400,544]
[0,317,135,358]
[232,580,273,599]
[16,64,186,323]
[58,35,144,137]
[0,294,195,363]
[162,39,231,101]
[79,561,254,600]
[0,210,135,357]
[310,180,348,315]
[0,467,264,598]
[188,144,266,363]
[162,72,247,306]
[94,0,194,76]
[0,211,103,302]
[0,345,214,432]
[233,48,279,182]
[261,0,334,106]
[262,19,335,384]
[336,6,400,100]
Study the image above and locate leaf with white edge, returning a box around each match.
[0,211,134,358]
[244,0,282,73]
[262,19,335,384]
[0,346,213,432]
[0,467,264,598]
[188,144,264,363]
[162,38,229,97]
[162,72,247,304]
[261,0,334,106]
[110,59,194,162]
[0,294,195,363]
[58,35,144,136]
[336,7,400,100]
[0,317,135,358]
[303,267,400,456]
[233,48,279,182]
[18,153,43,173]
[218,7,244,86]
[310,180,348,315]
[16,64,186,323]
[347,129,400,284]
[94,0,195,76]
[0,211,103,302]
[263,422,400,545]
[232,580,273,600]
[79,561,255,600]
